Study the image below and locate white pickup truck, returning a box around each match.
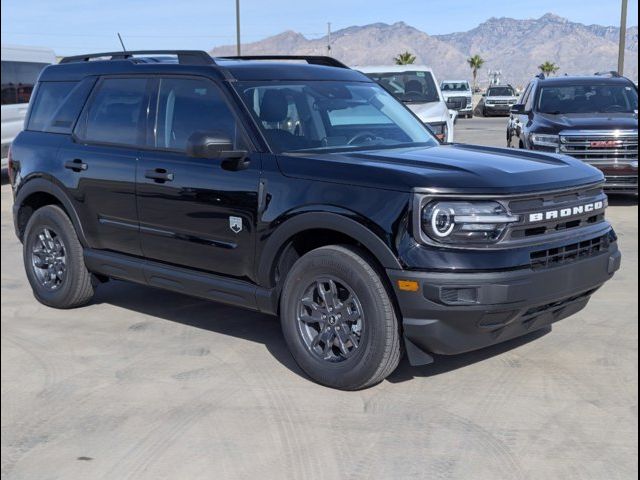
[359,65,455,142]
[440,80,473,118]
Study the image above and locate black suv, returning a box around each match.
[508,73,638,193]
[10,51,621,390]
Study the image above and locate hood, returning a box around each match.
[405,101,449,123]
[277,144,603,194]
[535,112,638,132]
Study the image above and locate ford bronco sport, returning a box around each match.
[10,51,621,390]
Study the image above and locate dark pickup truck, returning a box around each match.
[508,73,638,193]
[9,51,621,390]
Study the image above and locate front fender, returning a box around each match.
[257,210,403,287]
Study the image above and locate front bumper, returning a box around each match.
[484,104,513,115]
[387,241,620,360]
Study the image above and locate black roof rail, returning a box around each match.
[594,70,621,77]
[219,55,349,69]
[59,50,215,66]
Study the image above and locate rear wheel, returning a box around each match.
[280,245,401,390]
[23,205,95,308]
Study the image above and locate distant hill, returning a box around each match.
[210,13,639,87]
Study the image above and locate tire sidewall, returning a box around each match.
[281,247,395,389]
[23,207,83,307]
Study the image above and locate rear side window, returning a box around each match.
[1,61,50,105]
[154,77,244,150]
[27,82,76,132]
[77,78,148,146]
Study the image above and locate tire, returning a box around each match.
[23,205,95,309]
[280,245,401,390]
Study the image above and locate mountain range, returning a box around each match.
[210,13,639,87]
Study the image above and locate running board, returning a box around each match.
[84,249,278,315]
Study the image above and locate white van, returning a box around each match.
[358,65,454,142]
[1,45,56,167]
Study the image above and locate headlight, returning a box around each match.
[631,161,638,169]
[420,201,520,244]
[530,133,559,148]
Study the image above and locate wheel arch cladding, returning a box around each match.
[258,212,402,288]
[14,179,87,245]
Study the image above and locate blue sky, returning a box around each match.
[1,0,638,56]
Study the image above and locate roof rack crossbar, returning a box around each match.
[219,55,349,69]
[59,50,215,66]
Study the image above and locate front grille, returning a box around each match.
[490,100,511,105]
[605,175,638,185]
[529,235,609,270]
[446,96,468,110]
[560,131,638,160]
[506,184,607,240]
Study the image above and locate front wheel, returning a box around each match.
[280,245,401,390]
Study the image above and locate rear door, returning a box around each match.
[60,76,152,255]
[136,76,260,279]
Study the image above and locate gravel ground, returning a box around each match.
[1,117,638,480]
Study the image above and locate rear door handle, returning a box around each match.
[145,168,174,182]
[64,159,88,172]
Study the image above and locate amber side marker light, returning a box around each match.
[398,280,420,292]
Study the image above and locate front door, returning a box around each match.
[136,76,260,279]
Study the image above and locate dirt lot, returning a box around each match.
[1,117,638,479]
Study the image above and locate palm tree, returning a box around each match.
[538,61,560,77]
[467,54,485,92]
[394,51,416,65]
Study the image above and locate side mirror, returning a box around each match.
[186,131,249,171]
[482,93,486,97]
[510,104,525,115]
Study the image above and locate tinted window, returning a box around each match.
[487,86,515,96]
[237,81,437,153]
[155,77,243,150]
[27,82,76,131]
[80,78,148,146]
[1,61,49,105]
[536,84,638,114]
[366,71,440,103]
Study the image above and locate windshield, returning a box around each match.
[235,81,438,153]
[537,84,639,114]
[441,82,470,92]
[487,86,515,97]
[364,71,440,104]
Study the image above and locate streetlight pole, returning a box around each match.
[617,0,628,75]
[327,22,331,54]
[236,0,241,56]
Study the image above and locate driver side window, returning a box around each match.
[154,77,246,151]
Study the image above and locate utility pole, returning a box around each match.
[236,0,241,56]
[327,22,331,53]
[617,0,628,75]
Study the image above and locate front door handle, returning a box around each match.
[145,168,174,183]
[64,159,88,172]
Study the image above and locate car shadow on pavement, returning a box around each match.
[92,279,554,387]
[91,279,305,377]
